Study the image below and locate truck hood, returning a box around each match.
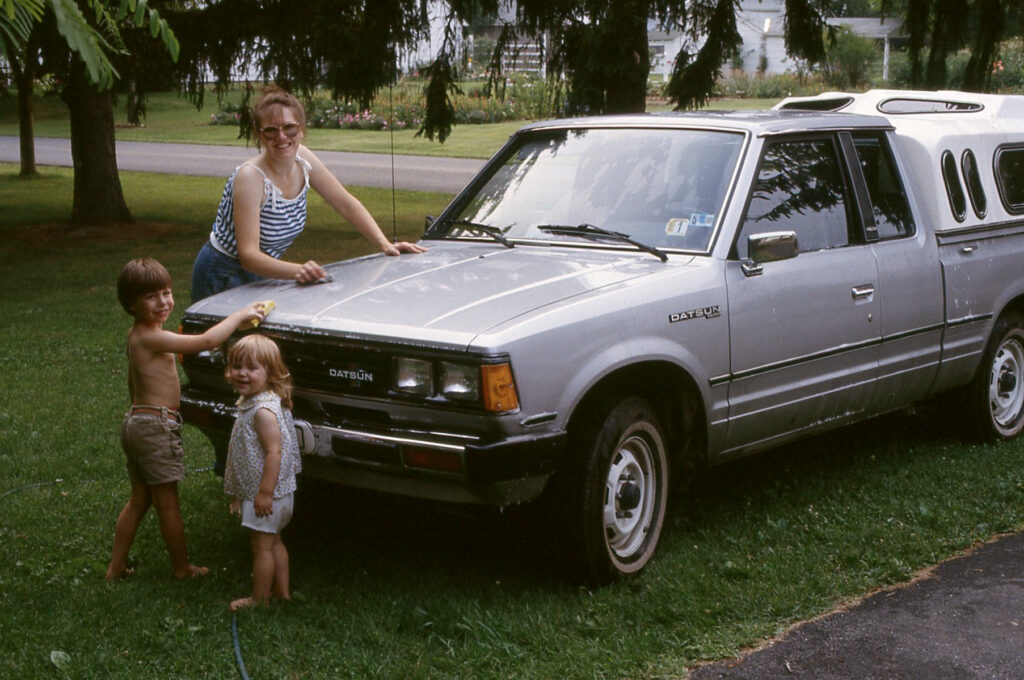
[187,243,689,347]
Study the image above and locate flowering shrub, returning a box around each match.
[208,76,562,130]
[209,111,241,125]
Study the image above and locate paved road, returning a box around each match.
[689,530,1024,680]
[0,136,484,194]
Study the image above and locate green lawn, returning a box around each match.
[0,89,527,159]
[0,90,782,159]
[1,163,1023,678]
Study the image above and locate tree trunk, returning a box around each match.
[126,77,143,127]
[602,0,649,114]
[60,62,133,226]
[10,53,38,177]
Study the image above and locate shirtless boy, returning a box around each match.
[107,257,264,580]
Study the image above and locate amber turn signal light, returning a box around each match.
[481,363,519,412]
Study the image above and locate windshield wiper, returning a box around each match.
[537,223,668,262]
[444,219,515,249]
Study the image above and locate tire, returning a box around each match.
[969,312,1024,440]
[563,396,669,584]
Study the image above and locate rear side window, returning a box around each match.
[851,132,914,239]
[737,137,850,258]
[961,149,987,218]
[995,145,1024,214]
[941,150,968,221]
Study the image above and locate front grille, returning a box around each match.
[264,332,389,398]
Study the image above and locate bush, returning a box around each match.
[885,37,1024,93]
[714,70,827,99]
[208,76,553,130]
[823,27,880,89]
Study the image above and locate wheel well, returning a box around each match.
[567,361,707,483]
[1001,295,1024,322]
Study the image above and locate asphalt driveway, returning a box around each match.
[0,136,483,194]
[689,530,1024,679]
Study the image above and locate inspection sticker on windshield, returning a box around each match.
[666,213,714,237]
[690,213,715,228]
[665,218,689,236]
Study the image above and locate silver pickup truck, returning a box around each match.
[181,90,1024,583]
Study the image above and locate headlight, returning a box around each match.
[394,357,432,395]
[440,362,480,401]
[392,355,519,413]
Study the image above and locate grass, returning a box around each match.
[0,89,528,159]
[1,162,1023,678]
[0,90,782,160]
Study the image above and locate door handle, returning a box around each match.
[851,285,874,299]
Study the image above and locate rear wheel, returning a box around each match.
[970,312,1024,440]
[562,396,669,584]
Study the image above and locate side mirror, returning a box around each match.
[742,231,798,276]
[424,215,436,231]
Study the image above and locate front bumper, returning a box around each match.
[180,389,565,506]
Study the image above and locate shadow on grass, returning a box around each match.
[283,405,988,588]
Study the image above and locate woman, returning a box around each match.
[191,86,426,302]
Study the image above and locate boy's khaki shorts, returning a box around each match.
[121,411,185,486]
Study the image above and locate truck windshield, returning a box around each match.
[442,127,745,253]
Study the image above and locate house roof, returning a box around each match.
[825,17,906,38]
[737,10,788,38]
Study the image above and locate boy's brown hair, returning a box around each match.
[117,258,172,314]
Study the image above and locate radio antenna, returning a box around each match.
[389,81,398,243]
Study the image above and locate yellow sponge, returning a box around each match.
[245,300,276,328]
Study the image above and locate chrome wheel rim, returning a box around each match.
[603,427,657,561]
[990,336,1024,429]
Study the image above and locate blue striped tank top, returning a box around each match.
[208,156,312,259]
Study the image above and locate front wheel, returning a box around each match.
[969,312,1024,440]
[562,396,669,584]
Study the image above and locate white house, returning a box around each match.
[407,2,904,82]
[825,16,906,81]
[650,1,905,80]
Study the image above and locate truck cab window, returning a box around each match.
[737,138,849,259]
[851,132,915,239]
[995,145,1024,214]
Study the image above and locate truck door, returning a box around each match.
[849,131,943,409]
[723,134,881,454]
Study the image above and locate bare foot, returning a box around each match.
[105,566,135,581]
[174,564,209,580]
[230,596,266,612]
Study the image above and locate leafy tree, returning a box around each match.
[169,0,429,137]
[31,0,179,225]
[882,0,1021,90]
[1,0,124,176]
[421,0,832,130]
[1,0,41,176]
[158,0,1023,148]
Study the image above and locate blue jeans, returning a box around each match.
[190,241,263,302]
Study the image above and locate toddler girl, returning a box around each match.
[223,334,302,611]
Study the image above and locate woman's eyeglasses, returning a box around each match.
[256,123,301,138]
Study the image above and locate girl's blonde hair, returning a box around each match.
[225,334,293,409]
